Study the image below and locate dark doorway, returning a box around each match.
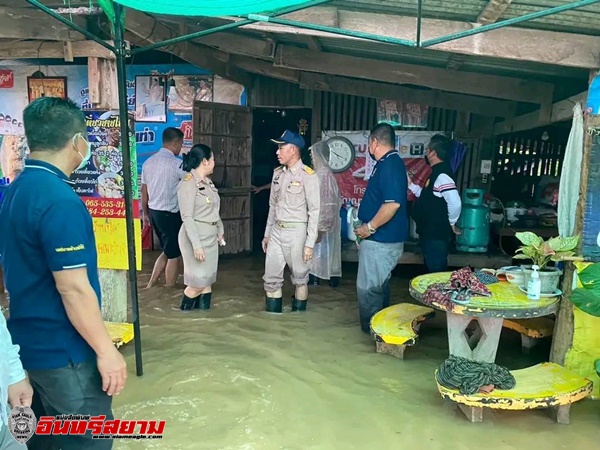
[251,107,313,253]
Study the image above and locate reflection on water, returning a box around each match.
[101,254,600,448]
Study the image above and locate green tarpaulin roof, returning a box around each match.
[112,0,314,16]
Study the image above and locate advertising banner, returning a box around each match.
[72,110,142,271]
[322,130,440,207]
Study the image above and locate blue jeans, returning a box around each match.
[421,238,449,273]
[26,360,113,450]
[356,240,404,333]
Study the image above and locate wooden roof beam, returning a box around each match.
[0,40,114,59]
[171,17,274,60]
[0,6,85,40]
[273,45,554,105]
[494,91,587,134]
[477,0,513,25]
[297,72,517,118]
[225,6,600,69]
[124,11,253,87]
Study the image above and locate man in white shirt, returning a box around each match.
[141,128,185,288]
[0,309,32,450]
[409,134,462,273]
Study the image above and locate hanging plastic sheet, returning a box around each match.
[558,103,584,237]
[112,0,314,16]
[310,141,342,279]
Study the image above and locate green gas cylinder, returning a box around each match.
[456,189,490,253]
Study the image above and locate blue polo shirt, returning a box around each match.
[358,150,409,243]
[0,160,100,370]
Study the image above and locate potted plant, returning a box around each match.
[568,262,600,378]
[513,232,579,294]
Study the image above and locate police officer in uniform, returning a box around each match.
[262,130,320,313]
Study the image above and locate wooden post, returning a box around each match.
[550,70,596,364]
[87,56,128,323]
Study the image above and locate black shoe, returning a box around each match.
[308,274,320,286]
[180,294,198,311]
[265,297,283,313]
[329,277,340,288]
[196,292,212,310]
[291,296,308,312]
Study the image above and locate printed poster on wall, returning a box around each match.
[322,130,440,207]
[71,110,142,271]
[377,100,429,128]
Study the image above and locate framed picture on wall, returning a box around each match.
[27,77,67,103]
[134,75,167,123]
[167,75,213,113]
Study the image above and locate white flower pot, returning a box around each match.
[521,265,562,295]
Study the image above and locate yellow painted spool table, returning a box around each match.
[409,272,560,364]
[410,273,593,423]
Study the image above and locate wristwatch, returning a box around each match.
[367,222,376,234]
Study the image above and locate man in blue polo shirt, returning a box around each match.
[354,123,409,333]
[0,97,127,450]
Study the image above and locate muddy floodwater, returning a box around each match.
[6,251,599,449]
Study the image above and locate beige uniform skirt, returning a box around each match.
[178,221,219,288]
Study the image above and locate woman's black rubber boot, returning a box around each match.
[291,296,308,312]
[196,292,212,310]
[265,297,283,313]
[180,294,198,311]
[308,274,320,286]
[329,277,340,288]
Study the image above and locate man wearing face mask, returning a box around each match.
[410,134,462,273]
[354,123,408,334]
[0,97,126,450]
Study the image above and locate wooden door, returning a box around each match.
[193,101,253,255]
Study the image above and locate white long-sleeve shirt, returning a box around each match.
[409,173,462,226]
[0,307,26,430]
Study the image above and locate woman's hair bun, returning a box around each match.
[180,144,213,172]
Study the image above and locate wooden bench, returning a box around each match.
[503,318,555,354]
[436,362,593,424]
[370,303,435,359]
[104,322,134,349]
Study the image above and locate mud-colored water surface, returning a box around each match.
[108,253,600,449]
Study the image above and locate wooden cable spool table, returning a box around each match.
[409,272,593,423]
[409,272,560,363]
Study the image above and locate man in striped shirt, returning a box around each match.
[410,134,462,273]
[141,128,185,288]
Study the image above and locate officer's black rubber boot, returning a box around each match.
[329,277,340,288]
[265,297,283,313]
[308,274,320,286]
[180,294,198,311]
[291,296,308,312]
[196,292,212,310]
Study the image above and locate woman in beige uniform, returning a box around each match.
[177,144,224,310]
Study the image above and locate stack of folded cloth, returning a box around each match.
[422,267,492,308]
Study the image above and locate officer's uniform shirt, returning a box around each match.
[264,159,320,248]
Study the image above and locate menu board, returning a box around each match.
[72,110,142,271]
[72,111,139,219]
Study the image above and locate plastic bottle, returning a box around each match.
[527,265,541,301]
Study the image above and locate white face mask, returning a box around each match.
[74,133,92,171]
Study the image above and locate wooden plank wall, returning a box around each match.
[250,76,478,192]
[492,128,568,203]
[252,76,306,107]
[315,91,457,134]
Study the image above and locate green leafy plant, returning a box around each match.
[567,262,600,377]
[570,262,600,317]
[513,232,579,270]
